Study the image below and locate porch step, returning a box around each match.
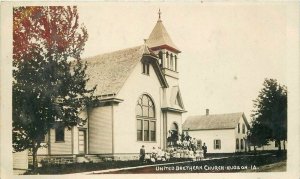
[84,155,103,163]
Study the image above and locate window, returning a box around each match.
[214,139,221,149]
[236,138,239,150]
[55,126,65,142]
[242,124,245,134]
[136,94,156,142]
[170,54,173,70]
[174,55,177,71]
[158,51,163,67]
[238,123,240,133]
[166,52,169,68]
[142,63,150,75]
[240,139,244,150]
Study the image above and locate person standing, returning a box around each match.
[202,143,207,158]
[139,145,145,162]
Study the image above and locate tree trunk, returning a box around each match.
[32,141,40,170]
[32,146,37,170]
[283,140,286,151]
[277,140,281,151]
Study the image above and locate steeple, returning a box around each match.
[146,9,180,53]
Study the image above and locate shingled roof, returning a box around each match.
[183,112,249,130]
[84,45,167,97]
[146,19,180,53]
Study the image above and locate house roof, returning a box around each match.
[84,45,168,98]
[146,19,180,53]
[183,112,249,130]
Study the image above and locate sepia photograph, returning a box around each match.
[0,1,299,178]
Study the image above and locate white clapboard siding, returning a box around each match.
[13,150,28,169]
[89,106,113,154]
[50,128,72,154]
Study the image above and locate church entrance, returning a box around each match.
[167,122,179,147]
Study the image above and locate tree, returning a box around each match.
[248,78,287,152]
[13,6,97,169]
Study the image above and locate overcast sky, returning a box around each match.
[78,3,288,121]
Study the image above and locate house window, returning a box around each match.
[214,139,221,149]
[55,126,65,142]
[142,63,150,75]
[236,138,239,150]
[238,123,240,133]
[136,94,156,142]
[240,139,244,150]
[242,124,245,134]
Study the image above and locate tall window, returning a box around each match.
[242,124,245,134]
[236,138,239,150]
[214,139,221,149]
[174,55,177,71]
[170,54,173,70]
[136,94,156,141]
[142,63,150,75]
[238,123,240,133]
[166,52,169,69]
[55,126,65,142]
[158,51,163,68]
[240,139,244,150]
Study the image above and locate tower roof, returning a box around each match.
[146,10,181,53]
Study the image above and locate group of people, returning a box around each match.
[139,142,208,163]
[139,146,170,163]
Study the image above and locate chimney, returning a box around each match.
[206,109,209,116]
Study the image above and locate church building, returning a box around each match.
[34,10,186,162]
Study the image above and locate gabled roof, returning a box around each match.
[183,112,249,130]
[84,45,168,97]
[146,19,180,53]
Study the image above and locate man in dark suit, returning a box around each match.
[202,143,207,158]
[139,145,145,162]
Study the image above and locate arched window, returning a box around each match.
[236,138,239,150]
[136,94,156,141]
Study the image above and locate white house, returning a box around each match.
[182,110,250,153]
[34,12,186,162]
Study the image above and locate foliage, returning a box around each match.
[13,6,97,168]
[248,78,287,151]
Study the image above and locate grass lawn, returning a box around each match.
[24,151,286,174]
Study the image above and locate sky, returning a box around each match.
[77,3,288,121]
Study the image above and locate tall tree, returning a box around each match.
[248,78,287,151]
[13,6,97,169]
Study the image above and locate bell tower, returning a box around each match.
[146,10,185,150]
[146,9,181,81]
